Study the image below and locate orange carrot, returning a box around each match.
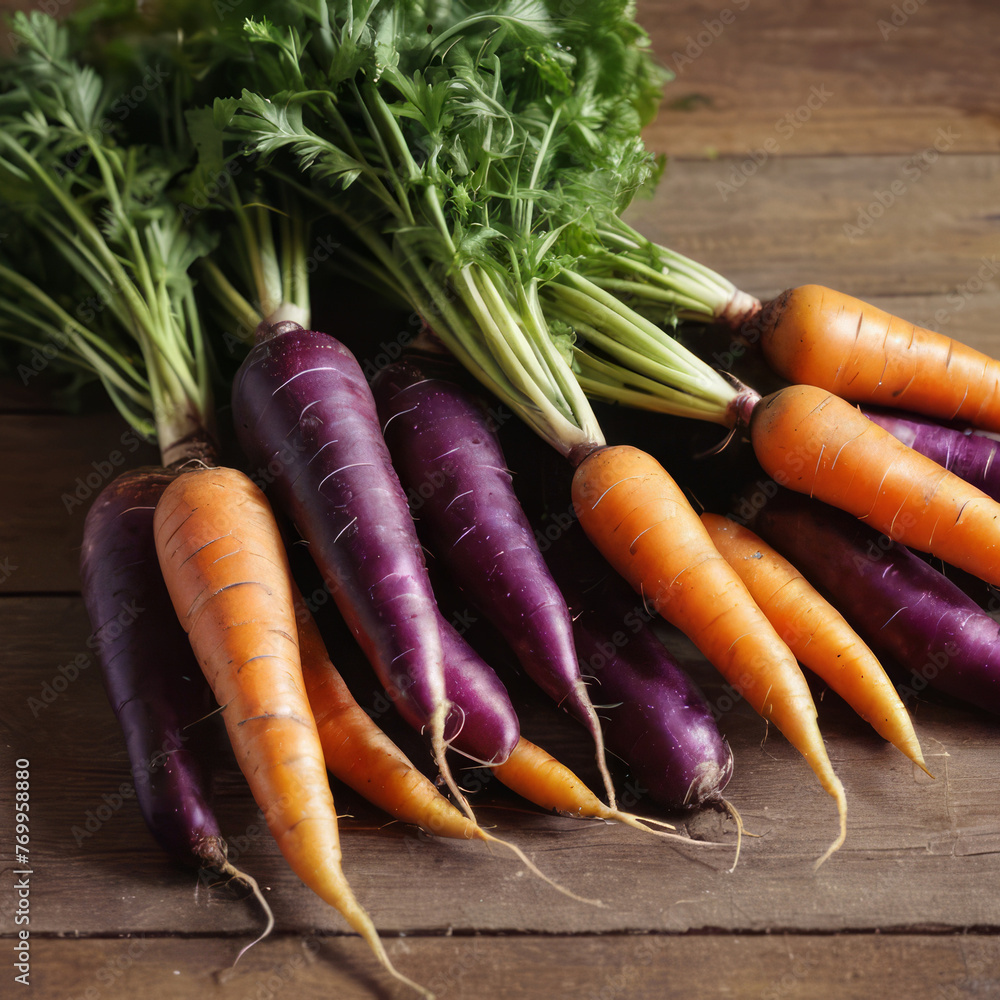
[295,591,476,841]
[292,591,602,906]
[491,737,741,864]
[700,512,928,774]
[749,383,1000,587]
[491,736,657,829]
[152,465,430,999]
[757,285,1000,432]
[491,737,620,820]
[571,444,847,866]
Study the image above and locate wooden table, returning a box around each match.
[3,2,1000,997]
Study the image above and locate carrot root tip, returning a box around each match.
[214,860,275,965]
[718,797,744,874]
[429,701,477,823]
[576,689,619,812]
[482,831,604,908]
[812,784,848,872]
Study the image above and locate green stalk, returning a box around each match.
[593,219,760,322]
[200,258,264,336]
[0,166,214,463]
[519,105,561,241]
[318,94,403,219]
[0,266,152,401]
[311,175,600,456]
[584,276,708,315]
[280,207,311,326]
[586,251,724,315]
[518,277,601,444]
[467,265,562,406]
[86,140,161,330]
[574,350,734,424]
[353,80,417,227]
[546,271,735,406]
[455,264,599,456]
[0,140,151,332]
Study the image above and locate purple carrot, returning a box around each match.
[550,538,733,808]
[370,352,618,807]
[80,468,222,863]
[544,522,734,810]
[391,614,521,766]
[230,321,469,809]
[863,406,1000,502]
[743,488,1000,715]
[80,467,271,944]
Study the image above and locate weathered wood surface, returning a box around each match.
[5,593,1000,939]
[19,934,1000,1000]
[646,153,1000,307]
[638,0,1000,158]
[2,2,1000,999]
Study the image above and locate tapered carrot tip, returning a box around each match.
[812,778,848,872]
[900,739,933,778]
[334,893,435,999]
[491,737,739,869]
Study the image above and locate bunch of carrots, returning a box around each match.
[4,4,1000,998]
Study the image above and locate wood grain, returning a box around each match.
[15,933,1000,1000]
[637,153,1000,310]
[3,596,1000,943]
[0,414,159,593]
[1,3,999,999]
[637,0,1000,157]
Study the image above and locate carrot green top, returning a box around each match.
[207,0,756,455]
[0,12,217,467]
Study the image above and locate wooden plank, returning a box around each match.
[637,0,1000,157]
[3,596,1000,941]
[16,932,1000,1000]
[0,413,159,593]
[637,153,1000,337]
